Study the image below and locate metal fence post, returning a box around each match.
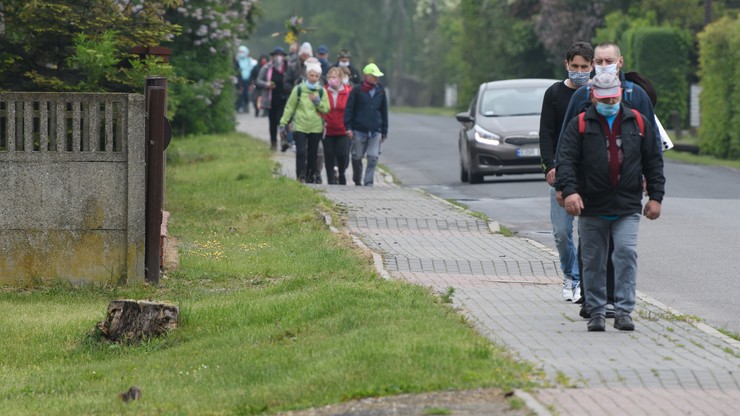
[145,85,166,284]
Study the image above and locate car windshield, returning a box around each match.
[479,86,549,117]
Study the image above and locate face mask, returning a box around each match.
[338,61,350,67]
[274,56,284,65]
[596,102,620,117]
[305,80,319,90]
[342,77,350,85]
[328,78,340,88]
[594,63,618,75]
[568,70,590,87]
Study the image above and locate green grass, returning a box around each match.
[0,132,534,415]
[390,105,458,117]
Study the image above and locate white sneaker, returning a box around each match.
[572,281,582,303]
[562,279,574,302]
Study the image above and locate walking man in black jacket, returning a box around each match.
[556,73,665,332]
[344,63,389,186]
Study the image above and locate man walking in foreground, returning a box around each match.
[556,73,665,332]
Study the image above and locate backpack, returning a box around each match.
[577,108,645,136]
[297,84,324,100]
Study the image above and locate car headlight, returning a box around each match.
[474,125,501,145]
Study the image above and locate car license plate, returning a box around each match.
[516,147,540,157]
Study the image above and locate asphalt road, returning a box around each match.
[381,111,740,334]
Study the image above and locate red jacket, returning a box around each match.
[322,85,351,136]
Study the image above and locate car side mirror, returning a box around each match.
[456,112,474,125]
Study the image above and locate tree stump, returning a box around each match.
[96,300,179,343]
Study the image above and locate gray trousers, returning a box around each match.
[578,213,641,318]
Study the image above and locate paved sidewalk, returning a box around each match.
[237,114,740,415]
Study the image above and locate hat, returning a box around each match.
[317,45,329,54]
[362,63,384,77]
[338,49,352,59]
[591,73,621,99]
[270,46,287,56]
[305,63,322,75]
[298,42,313,57]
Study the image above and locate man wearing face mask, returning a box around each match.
[539,41,594,303]
[556,72,665,332]
[556,41,659,319]
[559,42,658,143]
[332,49,361,87]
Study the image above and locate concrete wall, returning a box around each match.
[0,93,146,285]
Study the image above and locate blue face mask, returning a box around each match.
[304,80,319,90]
[568,70,590,87]
[596,102,620,117]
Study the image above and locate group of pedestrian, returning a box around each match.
[235,42,388,186]
[539,41,666,333]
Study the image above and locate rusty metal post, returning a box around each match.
[145,86,166,284]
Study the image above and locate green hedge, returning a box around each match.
[630,27,691,127]
[697,16,740,159]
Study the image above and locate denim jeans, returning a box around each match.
[350,131,382,186]
[578,213,640,318]
[550,187,579,285]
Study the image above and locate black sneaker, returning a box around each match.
[587,316,606,332]
[281,143,290,152]
[614,315,635,331]
[579,305,590,319]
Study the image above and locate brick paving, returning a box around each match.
[238,114,740,415]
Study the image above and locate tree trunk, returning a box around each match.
[96,300,179,343]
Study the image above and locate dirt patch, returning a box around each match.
[277,388,532,416]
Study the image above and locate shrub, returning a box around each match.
[631,27,691,127]
[697,16,740,159]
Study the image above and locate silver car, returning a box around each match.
[457,78,559,183]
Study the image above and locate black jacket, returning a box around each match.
[344,84,388,136]
[556,104,665,216]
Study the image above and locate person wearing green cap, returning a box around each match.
[344,63,389,186]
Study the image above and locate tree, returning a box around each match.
[164,0,260,135]
[534,0,608,74]
[0,0,180,92]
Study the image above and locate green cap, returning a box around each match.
[362,63,384,77]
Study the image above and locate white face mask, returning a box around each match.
[595,63,618,75]
[342,77,350,85]
[338,61,350,67]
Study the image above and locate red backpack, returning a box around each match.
[578,108,645,136]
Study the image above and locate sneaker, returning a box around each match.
[614,315,635,331]
[587,316,606,332]
[572,281,582,303]
[562,279,574,302]
[605,304,616,319]
[281,143,290,152]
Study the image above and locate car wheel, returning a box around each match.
[460,159,469,182]
[469,172,484,184]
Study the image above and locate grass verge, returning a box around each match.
[0,132,534,415]
[390,106,458,118]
